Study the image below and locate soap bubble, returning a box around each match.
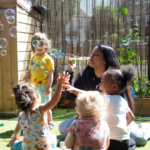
[5,9,15,18]
[49,48,57,55]
[44,70,49,76]
[40,60,47,69]
[7,16,15,24]
[9,26,17,37]
[28,2,33,12]
[1,50,7,56]
[38,40,46,49]
[62,53,65,57]
[54,50,62,59]
[0,24,4,31]
[0,38,7,48]
[32,39,39,47]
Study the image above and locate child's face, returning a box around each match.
[75,100,89,118]
[99,73,115,95]
[34,40,47,56]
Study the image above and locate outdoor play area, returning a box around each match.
[1,0,150,150]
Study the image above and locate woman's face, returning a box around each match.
[89,46,106,69]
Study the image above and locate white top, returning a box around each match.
[18,107,51,150]
[104,95,131,140]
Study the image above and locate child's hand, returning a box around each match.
[43,86,51,95]
[57,72,70,86]
[23,71,30,82]
[63,84,76,93]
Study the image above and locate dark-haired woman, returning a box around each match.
[59,45,136,150]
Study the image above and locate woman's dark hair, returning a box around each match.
[98,44,120,70]
[13,83,38,111]
[106,65,136,93]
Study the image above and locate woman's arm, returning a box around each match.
[64,132,75,148]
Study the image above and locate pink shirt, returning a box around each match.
[69,118,110,150]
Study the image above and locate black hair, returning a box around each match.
[13,83,38,111]
[106,65,136,93]
[98,44,120,70]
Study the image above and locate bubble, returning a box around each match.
[9,26,17,37]
[7,16,15,24]
[40,60,47,69]
[62,53,65,57]
[44,70,49,76]
[54,50,62,59]
[1,50,7,56]
[28,2,33,12]
[49,48,57,55]
[22,2,32,12]
[38,40,46,49]
[32,39,39,47]
[0,38,7,48]
[5,9,15,18]
[0,24,4,31]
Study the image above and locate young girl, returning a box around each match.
[9,73,69,150]
[23,32,55,129]
[99,65,136,150]
[64,91,110,150]
[64,65,136,150]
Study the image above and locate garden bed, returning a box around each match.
[135,98,150,116]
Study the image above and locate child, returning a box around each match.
[9,73,69,150]
[64,91,110,150]
[64,65,136,150]
[23,32,54,129]
[98,65,136,150]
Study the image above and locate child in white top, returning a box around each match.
[98,65,136,150]
[9,73,69,150]
[65,91,110,150]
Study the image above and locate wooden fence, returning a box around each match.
[28,0,150,79]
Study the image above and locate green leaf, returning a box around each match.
[117,7,128,15]
[137,55,140,64]
[136,23,139,26]
[134,87,138,92]
[131,19,134,21]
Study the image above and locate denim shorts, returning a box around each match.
[12,141,22,150]
[36,84,51,104]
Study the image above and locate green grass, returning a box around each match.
[0,107,150,150]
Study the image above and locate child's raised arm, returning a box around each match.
[39,72,70,115]
[63,83,85,96]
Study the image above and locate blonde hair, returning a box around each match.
[31,32,51,53]
[76,91,109,119]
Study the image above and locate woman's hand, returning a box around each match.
[67,56,76,72]
[63,84,76,93]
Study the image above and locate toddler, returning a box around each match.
[64,91,110,150]
[9,73,69,150]
[99,65,136,150]
[23,32,54,129]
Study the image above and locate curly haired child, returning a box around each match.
[64,91,110,150]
